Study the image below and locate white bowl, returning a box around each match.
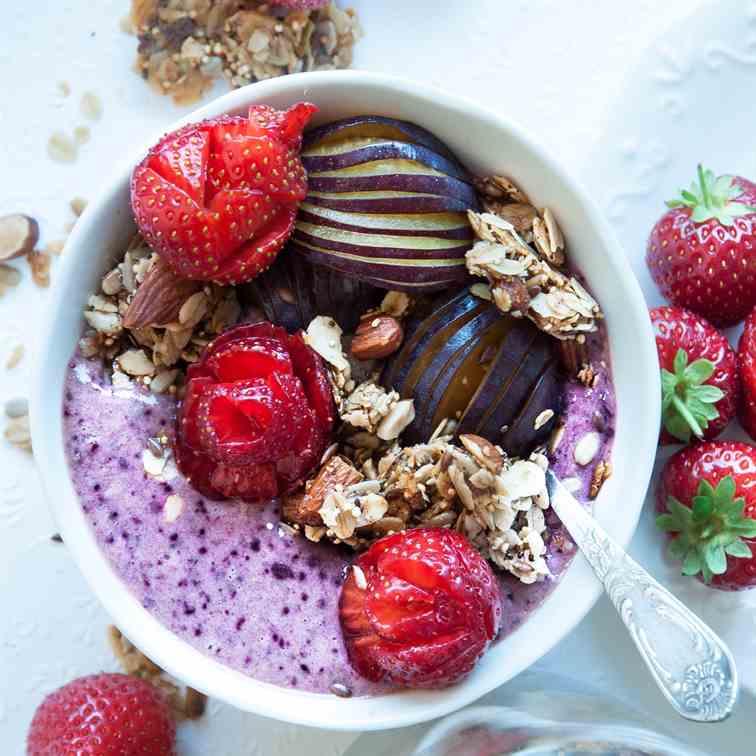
[30,70,659,731]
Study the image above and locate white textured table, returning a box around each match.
[2,1,751,753]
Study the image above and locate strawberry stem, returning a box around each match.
[671,394,703,439]
[697,163,711,209]
[666,165,756,226]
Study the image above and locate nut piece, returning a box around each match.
[0,214,39,261]
[282,456,363,527]
[123,257,201,329]
[459,434,503,474]
[492,278,530,315]
[351,315,403,360]
[574,431,601,466]
[589,460,612,499]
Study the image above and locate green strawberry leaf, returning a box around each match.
[658,475,756,584]
[692,495,714,522]
[683,359,715,384]
[660,350,723,441]
[682,550,703,576]
[666,164,756,226]
[692,385,725,404]
[704,543,727,575]
[724,540,752,559]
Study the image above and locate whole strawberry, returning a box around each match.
[656,442,756,590]
[27,673,175,755]
[131,102,316,286]
[650,306,738,444]
[739,307,756,441]
[647,165,756,327]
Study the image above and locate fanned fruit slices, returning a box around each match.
[383,289,563,456]
[290,115,480,292]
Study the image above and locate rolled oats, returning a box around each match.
[5,344,24,369]
[466,206,602,340]
[4,412,32,452]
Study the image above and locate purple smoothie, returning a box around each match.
[63,335,614,695]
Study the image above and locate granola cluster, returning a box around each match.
[128,0,362,105]
[80,235,240,393]
[466,177,603,342]
[285,427,553,584]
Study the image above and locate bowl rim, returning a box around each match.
[30,69,660,731]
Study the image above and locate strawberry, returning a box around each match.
[27,673,175,756]
[650,306,738,444]
[339,528,502,688]
[646,165,756,327]
[131,102,316,285]
[656,442,756,590]
[175,322,334,502]
[738,307,756,441]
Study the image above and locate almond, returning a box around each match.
[459,434,503,474]
[282,455,363,527]
[123,257,201,329]
[351,315,403,360]
[0,214,39,261]
[491,278,530,315]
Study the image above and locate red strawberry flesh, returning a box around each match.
[175,322,334,502]
[739,308,756,442]
[339,528,502,688]
[131,103,316,285]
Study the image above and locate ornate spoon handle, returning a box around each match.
[546,470,738,723]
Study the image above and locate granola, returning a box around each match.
[80,234,240,387]
[291,427,553,584]
[466,199,603,341]
[128,0,362,105]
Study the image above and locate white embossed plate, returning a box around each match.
[582,0,756,698]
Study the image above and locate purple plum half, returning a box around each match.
[294,115,480,291]
[247,250,382,332]
[383,288,563,456]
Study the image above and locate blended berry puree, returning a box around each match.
[62,334,614,695]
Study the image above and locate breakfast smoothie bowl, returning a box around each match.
[31,72,659,729]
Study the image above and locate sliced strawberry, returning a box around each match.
[211,206,297,286]
[173,436,221,500]
[178,376,213,449]
[174,322,334,502]
[247,102,318,150]
[287,331,336,433]
[130,102,316,285]
[339,528,502,689]
[205,336,293,382]
[149,123,210,204]
[196,380,289,465]
[210,461,278,501]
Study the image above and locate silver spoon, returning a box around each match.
[546,470,738,723]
